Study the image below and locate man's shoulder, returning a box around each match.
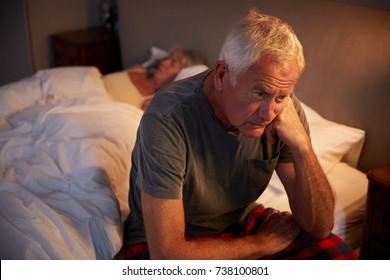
[146,73,207,118]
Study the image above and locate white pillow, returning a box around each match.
[142,47,169,68]
[301,102,365,173]
[174,64,209,81]
[36,66,110,103]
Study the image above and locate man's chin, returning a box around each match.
[240,127,265,138]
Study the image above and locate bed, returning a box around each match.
[0,67,143,259]
[0,63,368,259]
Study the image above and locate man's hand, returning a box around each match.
[265,97,309,149]
[251,211,301,257]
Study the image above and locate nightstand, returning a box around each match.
[52,27,122,74]
[360,163,390,259]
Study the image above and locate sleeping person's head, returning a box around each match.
[151,46,207,88]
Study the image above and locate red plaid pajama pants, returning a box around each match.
[124,206,358,260]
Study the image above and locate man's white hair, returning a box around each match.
[218,9,305,85]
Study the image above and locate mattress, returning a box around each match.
[258,161,368,249]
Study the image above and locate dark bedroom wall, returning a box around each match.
[27,0,102,72]
[333,0,390,10]
[117,0,390,67]
[0,0,103,86]
[0,0,32,86]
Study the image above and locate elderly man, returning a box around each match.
[122,9,357,260]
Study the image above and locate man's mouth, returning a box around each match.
[248,122,268,128]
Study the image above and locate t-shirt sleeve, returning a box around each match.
[133,113,186,199]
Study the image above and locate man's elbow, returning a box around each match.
[308,229,332,240]
[149,244,187,260]
[149,248,176,260]
[306,223,334,240]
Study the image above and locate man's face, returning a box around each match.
[219,56,300,138]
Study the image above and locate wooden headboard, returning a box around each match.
[117,0,390,172]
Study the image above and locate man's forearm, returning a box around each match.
[149,215,300,260]
[286,144,335,239]
[143,193,300,260]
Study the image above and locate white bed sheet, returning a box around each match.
[258,161,368,249]
[0,67,142,259]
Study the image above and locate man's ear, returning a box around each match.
[214,60,228,91]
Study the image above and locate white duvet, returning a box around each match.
[0,67,142,259]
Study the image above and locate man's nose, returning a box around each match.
[258,100,276,122]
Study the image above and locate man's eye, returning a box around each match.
[276,96,287,102]
[255,91,268,99]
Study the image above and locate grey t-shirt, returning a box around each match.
[124,70,309,246]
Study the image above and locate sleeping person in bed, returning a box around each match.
[103,46,208,110]
[121,9,358,260]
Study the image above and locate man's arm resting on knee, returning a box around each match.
[141,191,300,260]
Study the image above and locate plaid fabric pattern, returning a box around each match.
[124,206,358,260]
[124,242,150,260]
[262,232,357,260]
